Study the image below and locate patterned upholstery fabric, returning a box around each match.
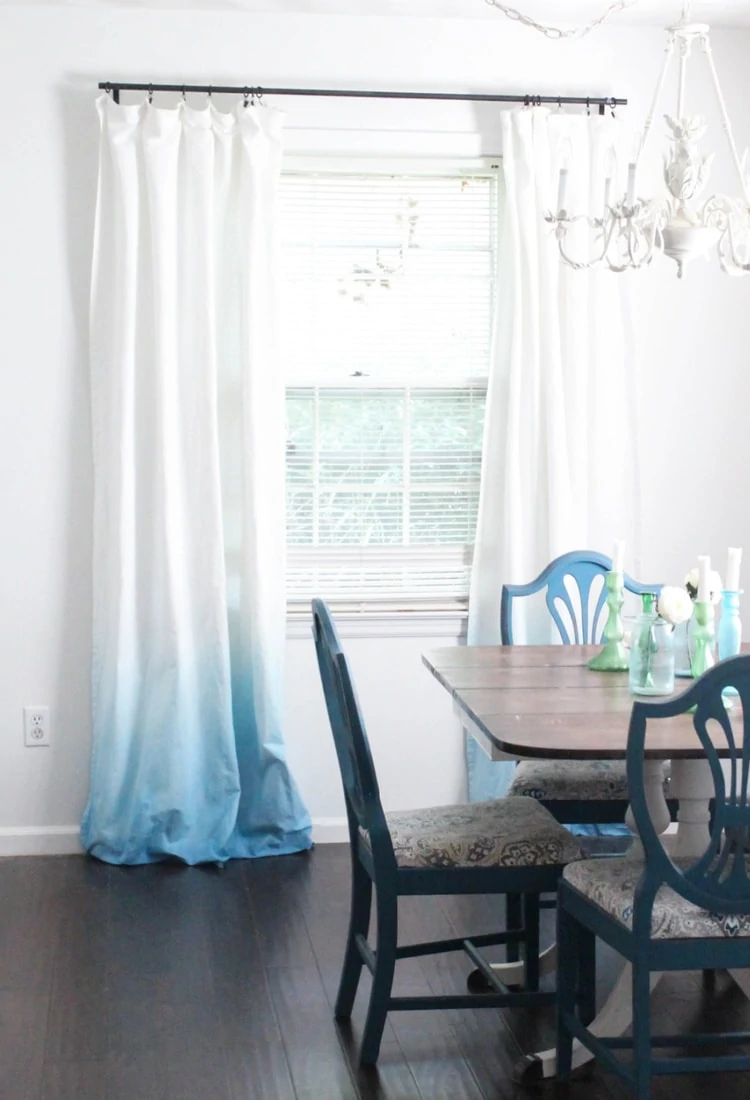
[564,857,750,939]
[507,759,671,802]
[360,796,583,870]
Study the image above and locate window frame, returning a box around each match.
[281,155,502,621]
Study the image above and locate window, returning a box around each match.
[280,161,500,613]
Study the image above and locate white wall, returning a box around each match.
[1,5,749,850]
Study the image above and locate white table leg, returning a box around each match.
[514,757,674,1083]
[669,759,714,859]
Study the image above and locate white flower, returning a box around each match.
[684,568,723,604]
[657,585,694,626]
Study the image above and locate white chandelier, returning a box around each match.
[545,3,750,277]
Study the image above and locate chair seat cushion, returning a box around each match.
[361,797,583,870]
[507,759,670,802]
[564,856,750,939]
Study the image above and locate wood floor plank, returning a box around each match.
[40,1060,109,1100]
[266,964,359,1100]
[244,854,318,969]
[0,990,49,1099]
[45,858,111,1062]
[0,857,71,993]
[103,1053,166,1100]
[107,863,219,1060]
[223,1033,297,1100]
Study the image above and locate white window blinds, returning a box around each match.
[280,164,499,611]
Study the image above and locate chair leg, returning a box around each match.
[523,893,540,991]
[576,921,596,1026]
[506,892,522,963]
[359,887,398,1066]
[335,857,373,1019]
[556,899,578,1083]
[631,954,652,1100]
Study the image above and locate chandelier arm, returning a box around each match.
[555,215,609,270]
[637,32,676,164]
[725,214,750,272]
[701,35,750,203]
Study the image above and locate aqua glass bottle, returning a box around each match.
[629,592,675,696]
[718,590,742,661]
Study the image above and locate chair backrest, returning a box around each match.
[628,655,750,927]
[312,599,393,860]
[500,549,661,645]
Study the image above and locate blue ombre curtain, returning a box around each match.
[82,95,312,864]
[467,108,636,809]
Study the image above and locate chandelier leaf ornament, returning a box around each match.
[528,1,750,277]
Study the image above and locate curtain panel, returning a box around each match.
[467,108,639,802]
[82,97,312,864]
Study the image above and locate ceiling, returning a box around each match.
[4,0,750,24]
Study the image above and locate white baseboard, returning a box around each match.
[0,821,350,856]
[311,817,349,844]
[0,826,84,857]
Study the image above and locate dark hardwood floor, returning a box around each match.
[2,846,750,1099]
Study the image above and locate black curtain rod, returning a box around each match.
[99,82,626,114]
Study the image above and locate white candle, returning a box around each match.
[612,539,625,575]
[557,168,569,213]
[626,162,637,207]
[697,555,711,603]
[603,176,612,215]
[726,547,743,592]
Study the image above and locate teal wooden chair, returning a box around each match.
[503,550,677,827]
[557,654,750,1097]
[312,598,586,1065]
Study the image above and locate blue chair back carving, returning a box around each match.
[500,550,661,646]
[312,599,394,866]
[628,655,750,927]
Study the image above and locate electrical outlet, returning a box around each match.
[24,706,50,747]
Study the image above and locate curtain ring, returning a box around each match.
[148,83,153,104]
[558,96,562,113]
[610,96,617,119]
[586,96,591,116]
[208,85,213,100]
[524,94,530,108]
[255,87,264,106]
[181,84,186,101]
[243,86,250,108]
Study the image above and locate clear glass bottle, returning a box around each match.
[629,592,675,696]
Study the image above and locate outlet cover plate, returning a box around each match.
[24,706,50,747]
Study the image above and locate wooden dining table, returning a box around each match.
[422,641,750,1083]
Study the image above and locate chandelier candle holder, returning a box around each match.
[588,570,629,672]
[546,2,750,277]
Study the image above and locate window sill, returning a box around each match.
[286,609,468,640]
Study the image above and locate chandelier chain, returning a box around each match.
[484,0,640,40]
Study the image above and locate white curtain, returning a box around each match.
[467,108,639,801]
[82,96,311,864]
